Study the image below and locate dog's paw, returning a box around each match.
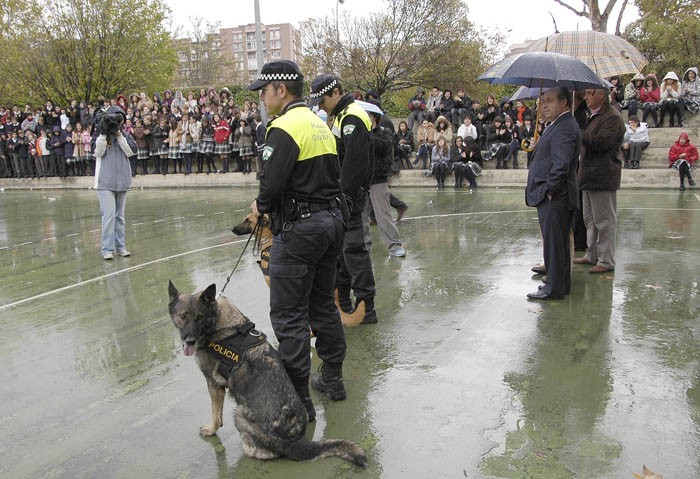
[200,424,220,436]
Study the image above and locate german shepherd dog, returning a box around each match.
[231,211,366,326]
[168,281,367,467]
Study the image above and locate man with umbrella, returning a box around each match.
[525,87,581,300]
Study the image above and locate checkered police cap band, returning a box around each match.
[309,79,337,99]
[258,72,301,81]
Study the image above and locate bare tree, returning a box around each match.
[553,0,629,33]
[301,0,489,97]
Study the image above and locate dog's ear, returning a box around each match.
[201,283,218,305]
[168,280,179,303]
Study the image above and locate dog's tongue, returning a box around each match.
[184,344,195,356]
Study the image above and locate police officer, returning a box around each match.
[309,75,378,323]
[248,61,347,421]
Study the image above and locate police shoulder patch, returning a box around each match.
[262,145,274,162]
[342,124,356,136]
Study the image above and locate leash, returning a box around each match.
[217,220,263,299]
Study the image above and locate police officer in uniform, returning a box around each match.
[248,61,348,421]
[309,75,378,323]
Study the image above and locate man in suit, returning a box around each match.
[525,87,582,300]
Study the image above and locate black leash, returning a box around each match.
[217,221,263,299]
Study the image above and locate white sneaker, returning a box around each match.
[102,252,114,260]
[389,245,406,257]
[116,249,131,257]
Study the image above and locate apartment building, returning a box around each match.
[174,23,302,87]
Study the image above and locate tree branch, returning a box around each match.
[553,0,587,18]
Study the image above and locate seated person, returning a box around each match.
[623,73,645,117]
[451,89,473,129]
[514,100,533,126]
[438,90,455,129]
[659,71,685,127]
[519,115,536,167]
[413,119,435,169]
[425,86,442,124]
[681,67,700,115]
[457,115,478,143]
[609,75,625,111]
[434,115,452,144]
[669,132,698,191]
[430,136,451,189]
[640,74,660,127]
[407,87,426,131]
[622,115,650,169]
[485,116,512,169]
[395,120,414,169]
[504,115,521,169]
[450,136,477,189]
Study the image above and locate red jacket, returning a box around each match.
[213,120,230,144]
[669,132,698,167]
[640,87,660,103]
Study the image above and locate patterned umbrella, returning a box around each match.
[518,30,647,78]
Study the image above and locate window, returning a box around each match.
[269,29,280,39]
[269,40,280,49]
[271,50,281,58]
[233,42,242,51]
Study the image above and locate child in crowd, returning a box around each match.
[669,132,698,191]
[132,118,150,175]
[640,74,660,127]
[168,119,181,173]
[622,115,650,169]
[63,124,75,176]
[395,120,414,169]
[72,123,86,176]
[235,118,254,175]
[213,113,230,173]
[659,71,685,127]
[430,135,451,189]
[413,119,435,169]
[199,117,216,174]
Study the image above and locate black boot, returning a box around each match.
[311,363,346,400]
[336,287,353,313]
[360,296,377,324]
[689,176,696,186]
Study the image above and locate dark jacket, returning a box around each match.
[526,112,581,211]
[370,125,394,184]
[579,103,625,191]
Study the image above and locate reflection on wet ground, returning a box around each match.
[1,187,699,478]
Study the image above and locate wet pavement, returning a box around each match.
[1,187,699,479]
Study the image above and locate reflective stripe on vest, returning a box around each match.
[332,101,371,139]
[268,106,337,161]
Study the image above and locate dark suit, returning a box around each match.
[526,111,581,298]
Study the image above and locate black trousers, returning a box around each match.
[537,196,572,298]
[337,196,376,301]
[269,209,346,387]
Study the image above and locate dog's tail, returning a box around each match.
[286,437,367,467]
[335,290,366,327]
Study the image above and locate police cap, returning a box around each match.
[247,60,304,91]
[308,74,340,107]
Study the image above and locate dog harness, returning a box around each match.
[206,322,267,378]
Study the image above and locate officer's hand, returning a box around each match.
[251,199,260,216]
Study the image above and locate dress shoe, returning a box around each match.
[589,265,612,274]
[526,290,561,300]
[573,256,593,265]
[531,264,546,274]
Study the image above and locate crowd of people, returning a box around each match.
[0,88,267,179]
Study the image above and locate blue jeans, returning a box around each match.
[97,189,128,255]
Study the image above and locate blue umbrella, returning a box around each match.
[478,51,608,90]
[510,85,552,102]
